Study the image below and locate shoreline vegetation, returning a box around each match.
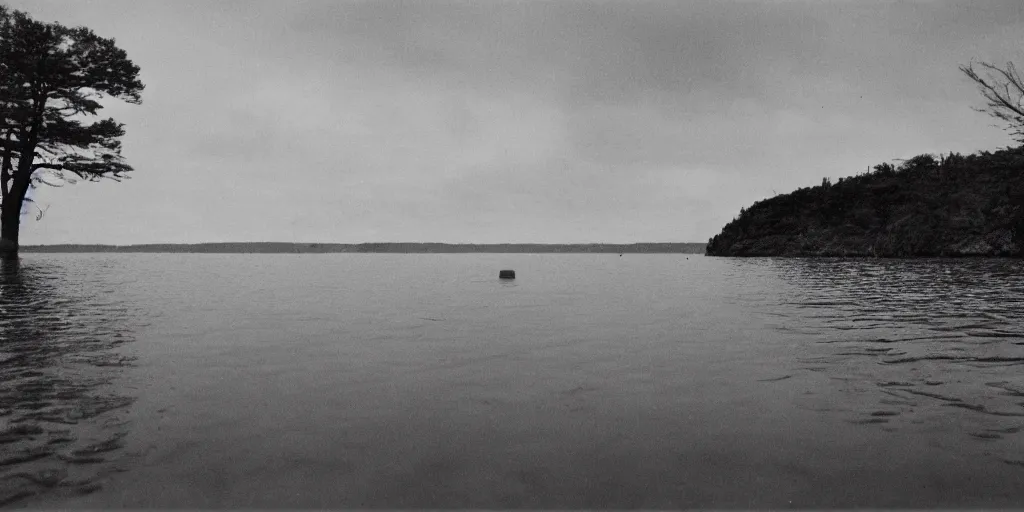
[706,145,1024,257]
[20,242,706,254]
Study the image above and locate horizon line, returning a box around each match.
[21,241,707,246]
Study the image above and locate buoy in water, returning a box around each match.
[499,270,515,279]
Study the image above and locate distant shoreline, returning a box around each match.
[19,242,707,254]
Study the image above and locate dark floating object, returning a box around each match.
[499,270,515,279]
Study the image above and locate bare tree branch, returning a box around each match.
[960,60,1024,142]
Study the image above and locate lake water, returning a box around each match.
[2,254,1024,508]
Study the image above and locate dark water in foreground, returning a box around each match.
[2,254,1024,508]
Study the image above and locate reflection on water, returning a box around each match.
[769,258,1024,466]
[0,258,139,505]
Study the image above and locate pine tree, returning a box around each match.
[0,6,143,257]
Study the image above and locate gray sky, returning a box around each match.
[9,0,1024,244]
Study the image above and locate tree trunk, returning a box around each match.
[0,202,21,259]
[0,173,29,260]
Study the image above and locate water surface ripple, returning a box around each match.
[0,258,142,505]
[770,258,1024,467]
[3,254,1024,508]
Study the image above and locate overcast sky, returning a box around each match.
[9,0,1024,244]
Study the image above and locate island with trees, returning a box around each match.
[706,61,1024,257]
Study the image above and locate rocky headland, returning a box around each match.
[706,146,1024,257]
